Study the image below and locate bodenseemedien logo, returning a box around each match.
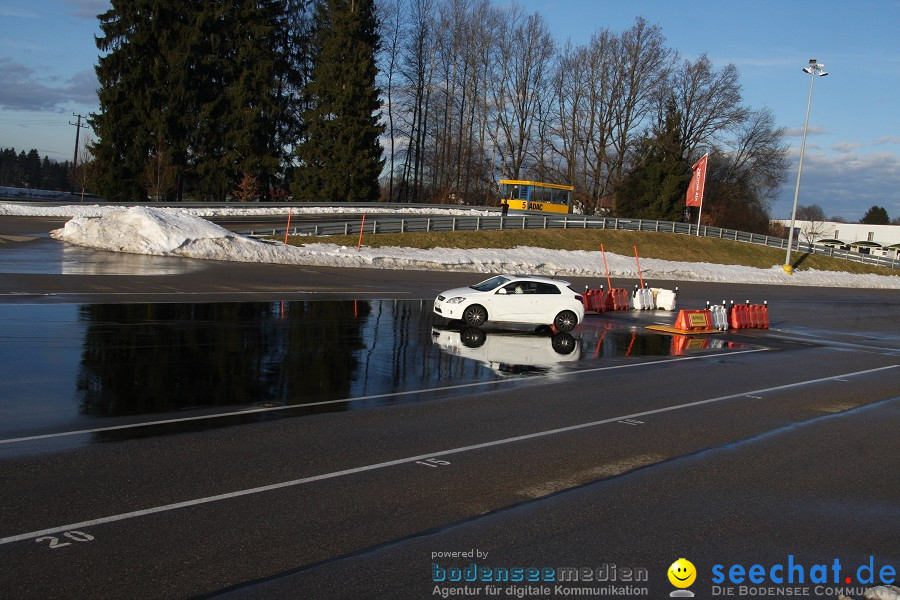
[668,558,696,597]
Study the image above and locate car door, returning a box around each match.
[492,281,538,322]
[532,282,563,321]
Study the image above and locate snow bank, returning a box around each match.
[46,207,900,288]
[0,202,492,218]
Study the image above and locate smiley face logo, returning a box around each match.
[667,558,696,588]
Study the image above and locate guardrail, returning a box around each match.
[253,212,900,270]
[4,197,895,270]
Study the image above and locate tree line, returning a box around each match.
[89,0,788,233]
[0,148,74,192]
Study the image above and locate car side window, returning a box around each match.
[535,282,561,294]
[502,282,540,295]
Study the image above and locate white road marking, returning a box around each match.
[0,349,768,445]
[0,364,895,547]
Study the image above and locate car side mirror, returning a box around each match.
[497,288,507,295]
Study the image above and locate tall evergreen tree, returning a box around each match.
[291,0,384,201]
[616,103,692,220]
[92,1,292,202]
[92,1,171,201]
[860,205,890,225]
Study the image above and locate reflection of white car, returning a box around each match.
[433,275,585,332]
[432,327,580,375]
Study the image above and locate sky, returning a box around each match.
[0,0,898,222]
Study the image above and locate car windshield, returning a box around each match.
[470,276,509,292]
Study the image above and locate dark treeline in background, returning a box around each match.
[0,148,74,192]
[85,0,787,233]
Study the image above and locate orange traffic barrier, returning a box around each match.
[604,288,629,311]
[750,302,769,329]
[749,303,761,328]
[674,309,713,331]
[581,288,608,313]
[729,302,745,329]
[726,300,769,329]
[591,289,607,312]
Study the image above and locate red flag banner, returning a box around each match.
[686,154,708,207]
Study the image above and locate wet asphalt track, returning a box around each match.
[0,215,898,599]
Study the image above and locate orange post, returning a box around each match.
[357,214,366,252]
[283,207,293,245]
[634,245,644,289]
[600,244,613,291]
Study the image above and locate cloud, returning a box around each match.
[784,125,829,137]
[874,135,900,146]
[776,151,900,221]
[831,141,864,153]
[63,0,109,19]
[0,58,97,111]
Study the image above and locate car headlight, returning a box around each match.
[446,296,466,304]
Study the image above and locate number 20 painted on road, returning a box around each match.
[35,530,94,549]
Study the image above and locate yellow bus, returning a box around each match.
[499,180,574,214]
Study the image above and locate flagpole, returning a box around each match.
[694,152,709,236]
[696,193,703,236]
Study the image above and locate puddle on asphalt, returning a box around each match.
[0,300,750,452]
[0,235,204,275]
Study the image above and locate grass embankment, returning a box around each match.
[284,229,898,276]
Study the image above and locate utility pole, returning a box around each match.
[69,113,89,171]
[69,114,89,200]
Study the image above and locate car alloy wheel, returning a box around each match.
[553,310,577,333]
[462,305,488,328]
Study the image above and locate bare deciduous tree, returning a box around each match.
[671,54,747,155]
[143,136,177,202]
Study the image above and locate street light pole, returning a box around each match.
[784,59,828,274]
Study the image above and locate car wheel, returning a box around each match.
[553,310,577,333]
[462,305,488,328]
[460,327,486,348]
[551,332,576,354]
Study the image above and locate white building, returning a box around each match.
[770,220,900,257]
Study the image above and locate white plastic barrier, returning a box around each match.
[709,303,728,330]
[631,286,655,310]
[653,288,678,311]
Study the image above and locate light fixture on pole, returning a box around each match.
[784,58,828,274]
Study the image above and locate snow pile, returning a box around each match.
[0,202,492,219]
[47,207,900,289]
[838,585,900,600]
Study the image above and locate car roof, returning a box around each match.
[497,274,571,285]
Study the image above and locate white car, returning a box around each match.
[433,275,585,332]
[432,327,580,376]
